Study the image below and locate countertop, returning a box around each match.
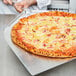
[0,15,76,76]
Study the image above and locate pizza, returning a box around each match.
[11,11,76,58]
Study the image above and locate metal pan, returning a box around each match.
[4,10,76,76]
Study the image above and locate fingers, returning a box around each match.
[14,2,23,13]
[3,0,8,4]
[14,1,30,13]
[3,0,12,5]
[7,0,12,5]
[15,6,23,13]
[3,0,35,13]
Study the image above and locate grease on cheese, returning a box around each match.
[19,16,76,51]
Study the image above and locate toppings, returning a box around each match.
[33,26,39,30]
[32,29,36,32]
[61,34,66,38]
[43,44,46,47]
[65,23,70,26]
[18,15,76,51]
[54,30,60,34]
[49,44,53,48]
[65,28,71,35]
[73,37,76,40]
[33,39,40,43]
[49,26,60,34]
[72,25,76,27]
[35,26,39,30]
[47,34,51,37]
[56,34,66,39]
[73,18,76,20]
[49,26,58,32]
[61,44,65,47]
[43,30,47,33]
[55,18,60,23]
[43,39,49,43]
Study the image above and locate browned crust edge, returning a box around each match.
[11,11,76,58]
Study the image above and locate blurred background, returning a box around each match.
[0,0,76,14]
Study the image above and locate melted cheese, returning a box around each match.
[19,16,76,51]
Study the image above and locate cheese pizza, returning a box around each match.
[11,11,76,57]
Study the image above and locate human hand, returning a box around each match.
[14,0,37,13]
[3,0,12,5]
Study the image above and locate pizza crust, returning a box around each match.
[11,11,76,58]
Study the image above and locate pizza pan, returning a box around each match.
[4,10,76,76]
